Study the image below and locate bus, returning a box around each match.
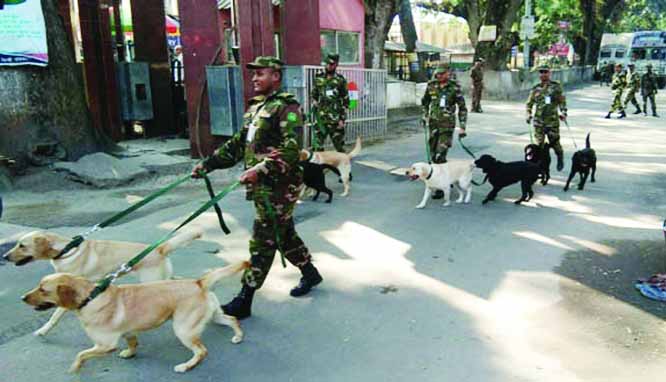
[629,31,666,88]
[597,32,634,73]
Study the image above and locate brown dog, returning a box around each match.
[299,136,361,197]
[22,261,248,373]
[3,230,202,336]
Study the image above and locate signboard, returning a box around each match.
[0,0,49,66]
[520,16,535,40]
[479,25,497,42]
[348,81,359,110]
[558,21,570,30]
[549,42,570,57]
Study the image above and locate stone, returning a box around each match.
[54,152,149,188]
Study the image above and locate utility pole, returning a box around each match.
[523,0,531,69]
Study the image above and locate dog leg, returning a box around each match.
[591,164,597,183]
[515,181,529,204]
[563,170,576,192]
[69,344,117,373]
[119,334,138,359]
[34,307,67,336]
[464,185,472,204]
[173,336,208,373]
[324,187,333,204]
[213,308,244,344]
[442,186,451,207]
[341,179,350,197]
[416,188,432,209]
[313,190,321,201]
[482,187,500,205]
[454,184,464,204]
[579,170,589,190]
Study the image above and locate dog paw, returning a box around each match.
[514,200,523,205]
[442,202,451,207]
[119,349,136,359]
[341,193,349,197]
[231,335,243,344]
[34,328,49,337]
[563,187,569,192]
[415,204,426,209]
[174,363,189,373]
[68,363,81,374]
[455,198,463,204]
[482,199,489,205]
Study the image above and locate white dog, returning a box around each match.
[3,230,202,336]
[406,161,475,209]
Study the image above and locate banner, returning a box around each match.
[0,0,49,66]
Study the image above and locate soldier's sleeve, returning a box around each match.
[262,103,302,176]
[455,82,467,128]
[202,129,247,171]
[421,83,431,115]
[311,74,321,103]
[557,84,567,117]
[339,76,350,120]
[526,88,535,118]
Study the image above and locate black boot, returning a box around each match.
[222,284,255,320]
[654,112,659,117]
[618,111,626,119]
[290,263,323,297]
[604,112,611,119]
[633,107,642,114]
[556,153,564,172]
[432,190,445,199]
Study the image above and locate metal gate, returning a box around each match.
[283,65,387,148]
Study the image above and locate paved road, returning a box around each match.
[1,83,666,382]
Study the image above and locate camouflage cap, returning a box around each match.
[537,64,551,72]
[433,63,450,74]
[615,63,623,68]
[246,56,284,70]
[475,58,485,63]
[326,53,340,64]
[628,62,635,67]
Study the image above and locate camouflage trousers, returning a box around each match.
[314,120,345,152]
[642,94,657,114]
[242,182,312,290]
[609,91,625,113]
[534,123,563,156]
[427,121,455,164]
[624,89,641,111]
[471,83,483,112]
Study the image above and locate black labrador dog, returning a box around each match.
[300,161,341,203]
[564,133,597,191]
[524,143,551,185]
[474,154,541,205]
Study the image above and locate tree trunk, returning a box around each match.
[398,0,428,81]
[475,0,521,70]
[0,0,106,167]
[364,0,399,69]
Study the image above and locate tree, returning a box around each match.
[608,0,666,32]
[577,0,626,65]
[363,0,401,69]
[416,0,523,70]
[0,0,106,168]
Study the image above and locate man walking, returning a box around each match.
[641,63,659,117]
[605,63,627,119]
[311,53,350,152]
[470,58,485,113]
[624,63,642,114]
[421,63,468,198]
[526,64,568,171]
[191,56,323,319]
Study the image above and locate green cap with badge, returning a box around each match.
[246,56,284,70]
[325,53,340,64]
[433,63,450,75]
[537,64,551,72]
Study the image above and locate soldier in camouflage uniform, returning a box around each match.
[192,56,322,320]
[605,63,627,119]
[641,64,659,117]
[623,63,642,114]
[526,64,568,172]
[421,63,468,198]
[311,53,350,152]
[470,59,484,113]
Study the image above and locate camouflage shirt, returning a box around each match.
[312,71,349,122]
[526,80,567,126]
[203,89,303,196]
[471,66,484,84]
[611,72,626,93]
[641,72,658,95]
[421,79,468,128]
[627,70,641,91]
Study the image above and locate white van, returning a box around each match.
[597,33,634,72]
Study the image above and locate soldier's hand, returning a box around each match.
[526,116,533,124]
[459,128,467,139]
[239,169,259,185]
[338,120,345,130]
[559,114,567,121]
[191,163,206,179]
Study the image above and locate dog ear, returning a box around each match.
[298,150,309,162]
[34,236,60,258]
[57,284,79,309]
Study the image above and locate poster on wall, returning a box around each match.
[0,0,49,67]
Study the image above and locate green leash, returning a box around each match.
[458,136,477,159]
[78,180,242,309]
[423,118,432,163]
[55,173,193,259]
[201,172,231,234]
[260,192,287,268]
[309,106,322,151]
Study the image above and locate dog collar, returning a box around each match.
[307,150,314,162]
[426,166,434,180]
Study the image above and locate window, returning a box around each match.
[600,50,611,58]
[320,30,360,65]
[651,48,666,60]
[631,48,646,60]
[615,50,625,58]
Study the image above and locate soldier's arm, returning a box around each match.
[557,85,568,117]
[202,130,247,172]
[526,89,535,119]
[421,84,432,116]
[455,82,467,129]
[311,75,321,104]
[260,104,302,176]
[340,76,350,120]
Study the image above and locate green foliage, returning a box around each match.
[530,0,584,52]
[609,0,666,32]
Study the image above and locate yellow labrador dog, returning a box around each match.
[3,230,201,336]
[406,161,475,209]
[22,261,248,373]
[299,137,361,197]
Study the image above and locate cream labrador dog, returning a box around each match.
[3,230,201,336]
[406,161,475,209]
[299,136,361,197]
[21,261,248,373]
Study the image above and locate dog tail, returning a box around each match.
[585,133,591,149]
[156,229,203,257]
[322,164,341,177]
[348,137,362,158]
[198,261,250,290]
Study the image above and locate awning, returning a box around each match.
[384,41,449,53]
[218,0,281,9]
